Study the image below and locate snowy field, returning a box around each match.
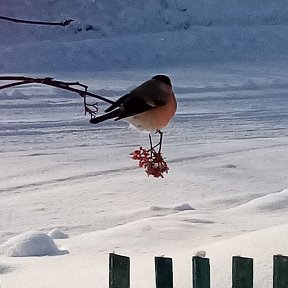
[1,0,288,287]
[1,64,288,287]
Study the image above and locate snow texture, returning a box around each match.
[2,0,288,72]
[1,231,68,257]
[48,228,69,239]
[1,1,288,287]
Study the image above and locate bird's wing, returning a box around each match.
[116,96,154,120]
[106,79,168,119]
[105,94,130,112]
[132,80,168,105]
[116,92,167,120]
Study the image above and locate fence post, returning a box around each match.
[273,255,288,288]
[155,256,173,288]
[192,256,210,288]
[109,253,130,288]
[232,256,253,288]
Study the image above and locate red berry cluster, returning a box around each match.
[131,147,169,178]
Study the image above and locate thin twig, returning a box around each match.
[0,76,115,119]
[0,16,74,26]
[0,76,114,104]
[0,81,29,90]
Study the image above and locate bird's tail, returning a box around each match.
[90,109,121,124]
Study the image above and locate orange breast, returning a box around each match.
[127,91,177,131]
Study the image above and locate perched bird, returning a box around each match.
[90,75,177,133]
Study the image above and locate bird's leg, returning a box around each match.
[148,130,163,154]
[157,130,163,154]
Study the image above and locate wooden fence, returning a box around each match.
[109,253,288,288]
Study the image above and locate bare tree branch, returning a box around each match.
[0,76,115,119]
[0,16,74,26]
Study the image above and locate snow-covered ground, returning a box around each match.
[1,65,288,287]
[1,1,288,287]
[2,0,288,72]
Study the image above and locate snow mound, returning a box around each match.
[230,189,288,213]
[1,231,69,257]
[48,228,69,239]
[0,90,31,100]
[151,202,195,212]
[0,264,12,274]
[173,202,195,211]
[194,250,207,258]
[9,90,31,100]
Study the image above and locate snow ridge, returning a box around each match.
[2,1,288,72]
[1,231,68,257]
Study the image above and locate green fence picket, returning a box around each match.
[107,253,288,288]
[232,256,253,288]
[155,256,173,288]
[109,253,130,288]
[192,256,210,288]
[273,255,288,288]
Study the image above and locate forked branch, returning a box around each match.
[1,75,170,178]
[0,76,115,119]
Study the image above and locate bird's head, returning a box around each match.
[152,75,172,87]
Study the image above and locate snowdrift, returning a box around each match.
[2,0,288,72]
[1,231,68,257]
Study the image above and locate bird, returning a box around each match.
[90,74,177,133]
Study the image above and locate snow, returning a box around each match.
[228,188,288,213]
[193,223,288,288]
[1,0,288,287]
[48,228,69,239]
[1,67,288,287]
[0,231,68,257]
[2,0,288,72]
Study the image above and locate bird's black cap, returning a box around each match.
[152,75,172,87]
